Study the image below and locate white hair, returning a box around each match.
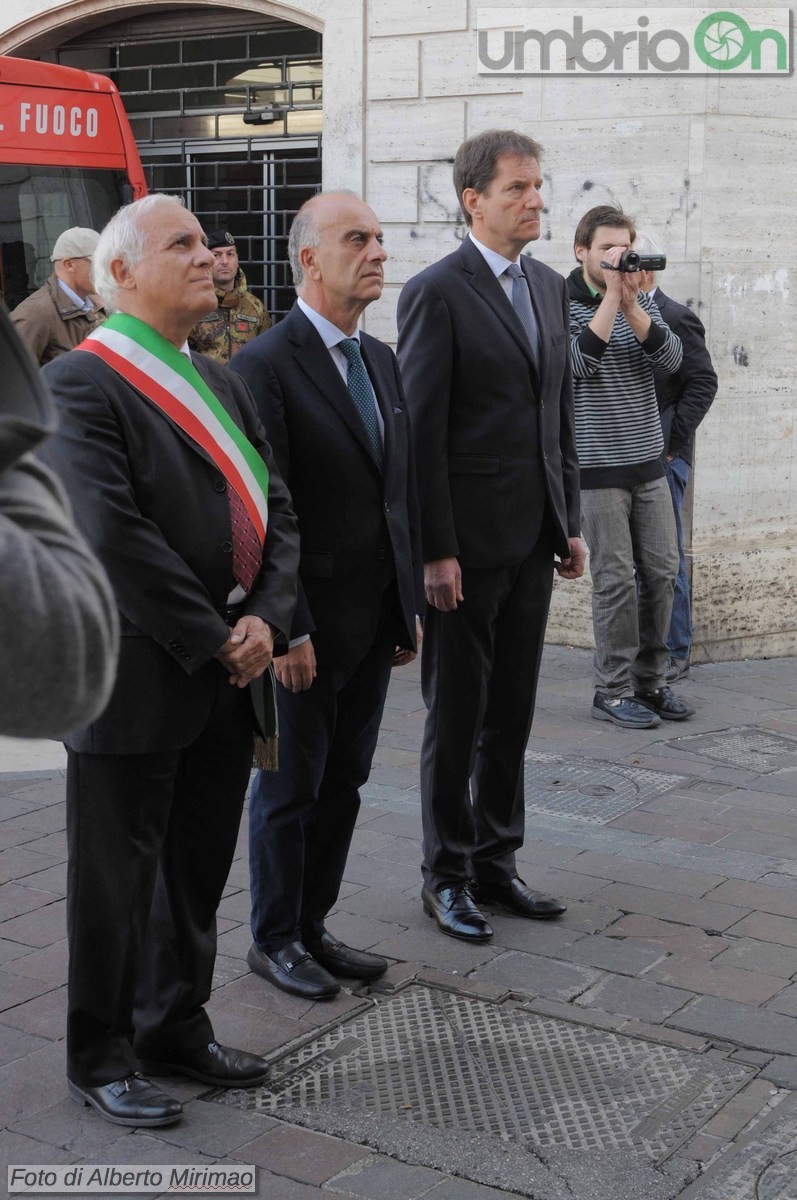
[632,230,666,258]
[91,194,187,310]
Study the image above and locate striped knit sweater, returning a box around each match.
[568,268,683,489]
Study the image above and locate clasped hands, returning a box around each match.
[216,614,274,687]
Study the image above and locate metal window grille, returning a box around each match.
[57,19,323,320]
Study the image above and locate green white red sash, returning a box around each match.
[77,312,269,545]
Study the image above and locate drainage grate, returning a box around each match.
[524,751,687,824]
[671,728,797,774]
[217,985,752,1165]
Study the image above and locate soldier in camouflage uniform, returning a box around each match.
[189,229,271,365]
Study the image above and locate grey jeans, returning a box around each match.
[581,477,678,696]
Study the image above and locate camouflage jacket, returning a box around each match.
[189,270,270,365]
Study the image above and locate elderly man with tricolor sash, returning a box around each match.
[41,194,299,1130]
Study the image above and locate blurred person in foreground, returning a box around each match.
[0,297,117,737]
[40,194,299,1129]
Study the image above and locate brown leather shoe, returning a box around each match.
[422,882,493,941]
[477,876,567,919]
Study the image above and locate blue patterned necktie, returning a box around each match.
[337,337,384,471]
[505,262,539,360]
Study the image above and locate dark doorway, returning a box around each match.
[55,10,323,321]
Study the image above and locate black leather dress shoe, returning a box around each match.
[421,882,493,942]
[247,940,340,999]
[68,1073,182,1127]
[477,876,567,919]
[138,1041,268,1087]
[634,685,695,721]
[304,930,388,979]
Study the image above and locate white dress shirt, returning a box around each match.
[297,297,384,441]
[468,231,525,303]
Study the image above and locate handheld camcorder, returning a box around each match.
[600,250,667,273]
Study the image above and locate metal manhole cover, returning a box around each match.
[216,985,751,1166]
[524,751,687,823]
[671,728,797,774]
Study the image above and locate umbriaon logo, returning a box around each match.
[476,8,791,74]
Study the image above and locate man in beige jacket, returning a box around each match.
[11,227,106,364]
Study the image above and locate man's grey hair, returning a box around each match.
[632,230,666,260]
[91,194,187,310]
[288,190,360,289]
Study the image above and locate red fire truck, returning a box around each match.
[0,55,146,308]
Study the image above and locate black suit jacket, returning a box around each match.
[652,290,717,467]
[396,236,580,568]
[41,348,299,754]
[230,304,421,670]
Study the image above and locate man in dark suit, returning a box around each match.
[634,234,718,683]
[396,130,586,942]
[231,192,421,999]
[41,194,299,1127]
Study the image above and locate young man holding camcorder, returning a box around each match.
[568,204,697,731]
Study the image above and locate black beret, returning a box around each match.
[205,228,236,250]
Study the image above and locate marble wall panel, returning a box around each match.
[369,0,468,38]
[368,36,420,100]
[422,31,522,97]
[367,163,420,224]
[368,98,466,162]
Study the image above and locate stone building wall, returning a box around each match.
[3,0,795,660]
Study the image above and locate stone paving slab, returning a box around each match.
[678,1093,797,1199]
[706,879,797,920]
[470,949,601,1000]
[587,882,751,932]
[575,974,694,1023]
[667,996,797,1056]
[604,915,729,960]
[235,1123,370,1186]
[563,850,726,896]
[2,649,797,1200]
[724,911,797,949]
[766,985,797,1017]
[646,956,789,1005]
[558,932,665,975]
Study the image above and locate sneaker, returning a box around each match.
[634,686,695,721]
[665,656,690,683]
[591,693,661,729]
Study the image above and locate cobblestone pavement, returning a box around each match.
[1,648,796,1199]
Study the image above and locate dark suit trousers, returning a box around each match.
[249,585,400,954]
[420,531,555,891]
[66,671,253,1086]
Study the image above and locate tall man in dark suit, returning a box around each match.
[231,192,421,999]
[41,194,299,1128]
[634,233,718,683]
[396,130,586,942]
